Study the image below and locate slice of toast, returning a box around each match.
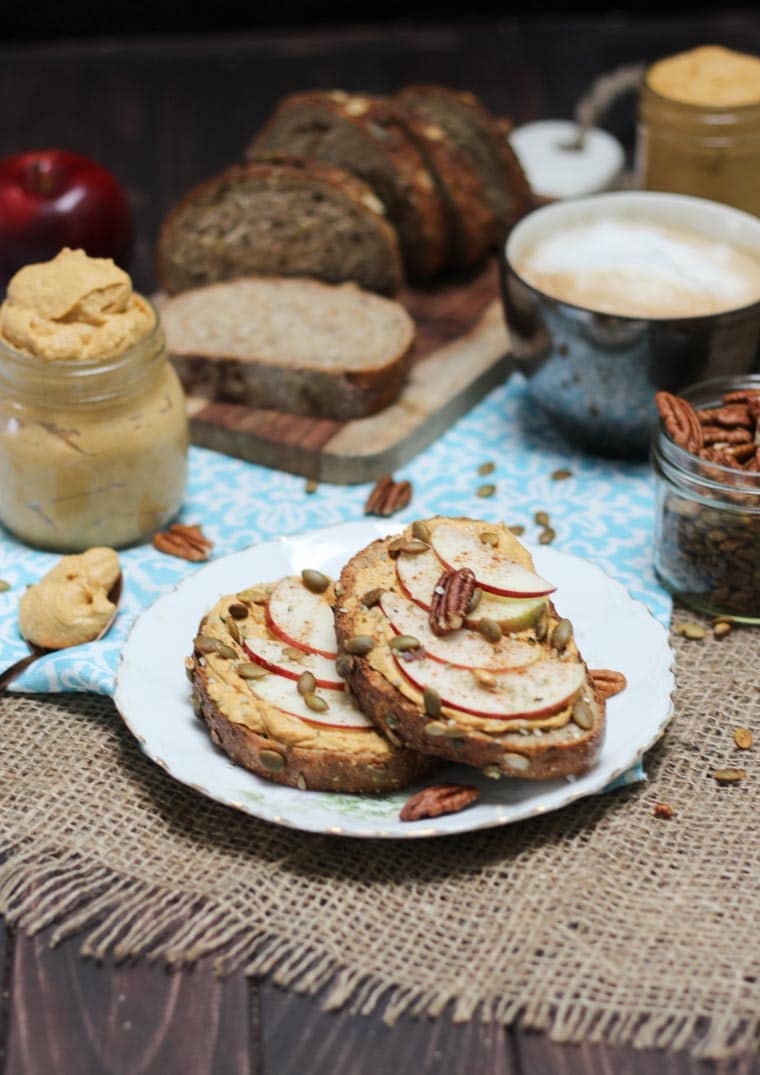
[162,276,415,421]
[189,575,436,794]
[334,517,605,780]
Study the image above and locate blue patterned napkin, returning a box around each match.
[0,373,671,766]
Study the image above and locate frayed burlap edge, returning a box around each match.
[2,838,757,1061]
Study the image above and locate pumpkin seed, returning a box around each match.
[259,749,286,772]
[388,537,430,557]
[237,587,268,604]
[677,622,707,640]
[534,510,550,527]
[389,633,420,652]
[215,642,238,660]
[551,468,572,481]
[573,698,594,729]
[304,479,318,495]
[477,483,496,498]
[360,587,384,608]
[478,461,495,476]
[0,580,10,592]
[482,765,502,779]
[194,634,221,654]
[227,602,248,620]
[304,693,328,713]
[297,670,317,696]
[283,646,304,661]
[191,690,202,716]
[534,605,549,642]
[296,773,308,790]
[502,752,530,772]
[412,520,431,543]
[480,531,499,547]
[184,657,195,682]
[423,686,442,718]
[538,527,556,545]
[226,618,241,644]
[478,617,502,644]
[734,727,753,749]
[335,654,355,678]
[509,525,525,536]
[712,767,746,784]
[384,712,399,730]
[237,662,269,680]
[468,587,483,613]
[473,668,498,690]
[301,568,331,594]
[344,635,374,655]
[424,720,446,736]
[551,618,573,652]
[713,620,732,639]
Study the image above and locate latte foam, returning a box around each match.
[513,218,760,318]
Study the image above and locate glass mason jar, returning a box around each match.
[637,79,760,217]
[0,306,189,551]
[652,375,760,623]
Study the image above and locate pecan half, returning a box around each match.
[697,404,752,428]
[655,392,704,454]
[590,668,627,702]
[429,568,476,636]
[399,783,480,822]
[153,523,214,562]
[700,425,752,445]
[364,475,413,517]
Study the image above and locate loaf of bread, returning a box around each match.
[248,91,449,282]
[156,155,404,297]
[334,517,605,780]
[161,275,415,420]
[395,85,532,252]
[190,576,437,794]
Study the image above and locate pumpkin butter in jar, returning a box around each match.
[0,248,189,551]
[638,45,760,216]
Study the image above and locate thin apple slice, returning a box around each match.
[242,637,344,690]
[247,671,372,730]
[394,652,585,720]
[430,522,555,597]
[395,551,548,630]
[379,591,542,671]
[266,576,337,658]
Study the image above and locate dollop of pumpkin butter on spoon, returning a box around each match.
[18,546,121,650]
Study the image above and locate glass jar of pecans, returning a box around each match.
[652,376,760,623]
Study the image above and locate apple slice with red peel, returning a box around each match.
[247,670,372,730]
[430,523,556,598]
[396,552,548,631]
[394,652,585,720]
[379,591,542,672]
[266,576,337,659]
[242,637,344,690]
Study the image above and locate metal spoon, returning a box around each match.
[0,573,123,692]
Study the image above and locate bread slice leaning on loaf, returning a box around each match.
[190,576,437,794]
[334,517,605,780]
[161,276,415,421]
[155,155,404,297]
[248,91,449,282]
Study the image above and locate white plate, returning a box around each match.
[114,519,674,839]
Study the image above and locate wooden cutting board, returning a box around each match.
[184,259,512,484]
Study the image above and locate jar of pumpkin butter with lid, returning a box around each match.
[0,247,189,551]
[638,45,760,216]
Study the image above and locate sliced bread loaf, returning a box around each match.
[156,155,403,296]
[161,275,415,420]
[334,517,605,780]
[190,576,436,794]
[247,91,448,282]
[395,85,532,249]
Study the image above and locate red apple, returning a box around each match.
[246,667,372,731]
[241,637,344,690]
[430,523,556,598]
[0,149,133,287]
[265,576,338,659]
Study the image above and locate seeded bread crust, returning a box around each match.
[156,154,404,297]
[191,584,437,795]
[334,519,606,781]
[161,276,415,420]
[395,86,533,247]
[247,91,448,282]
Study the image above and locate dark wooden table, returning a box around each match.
[2,15,760,1074]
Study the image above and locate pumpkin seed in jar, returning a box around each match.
[301,568,331,594]
[297,670,317,696]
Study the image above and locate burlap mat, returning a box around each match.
[1,606,758,1060]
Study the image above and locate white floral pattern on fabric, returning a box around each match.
[0,375,670,711]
